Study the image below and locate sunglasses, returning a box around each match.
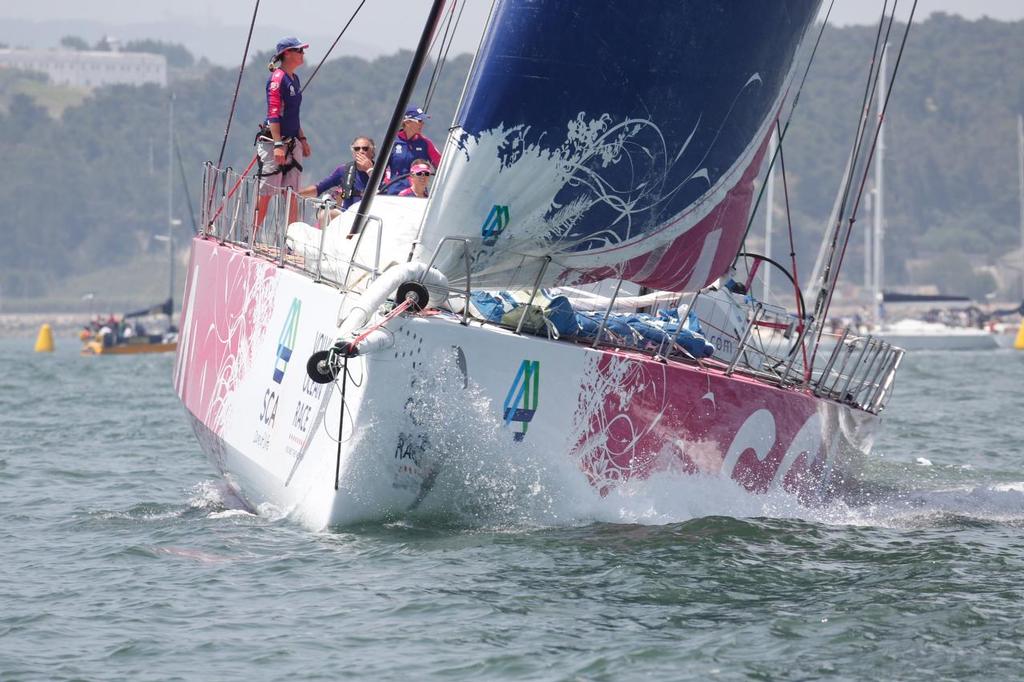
[287,48,305,54]
[412,171,432,177]
[351,146,372,152]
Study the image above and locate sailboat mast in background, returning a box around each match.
[1017,112,1023,298]
[167,93,175,323]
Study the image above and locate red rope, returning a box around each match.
[207,154,259,226]
[744,259,763,292]
[350,298,416,348]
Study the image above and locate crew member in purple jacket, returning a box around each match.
[384,106,441,195]
[255,36,311,227]
[299,136,375,214]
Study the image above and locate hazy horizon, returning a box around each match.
[2,1,1022,66]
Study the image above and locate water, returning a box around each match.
[2,337,1023,681]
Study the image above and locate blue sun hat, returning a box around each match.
[403,106,429,121]
[275,37,309,58]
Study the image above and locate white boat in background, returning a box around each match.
[805,43,1006,353]
[875,318,999,351]
[174,0,909,529]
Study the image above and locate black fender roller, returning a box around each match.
[396,281,429,312]
[306,350,336,384]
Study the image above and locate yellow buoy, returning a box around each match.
[34,323,56,352]
[34,323,55,352]
[1014,319,1024,351]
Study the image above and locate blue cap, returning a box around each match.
[403,106,428,121]
[275,37,309,58]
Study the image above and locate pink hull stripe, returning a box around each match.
[572,348,862,499]
[174,239,279,436]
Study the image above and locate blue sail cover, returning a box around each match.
[417,0,821,291]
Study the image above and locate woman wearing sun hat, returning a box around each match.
[397,159,433,198]
[384,106,441,195]
[255,36,311,226]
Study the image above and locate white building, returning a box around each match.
[0,48,166,88]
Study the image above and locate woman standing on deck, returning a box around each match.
[255,36,312,227]
[384,106,441,195]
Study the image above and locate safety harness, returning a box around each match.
[254,125,304,177]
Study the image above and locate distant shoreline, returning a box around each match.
[0,312,85,339]
[0,312,178,339]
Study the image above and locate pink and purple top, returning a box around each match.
[265,69,303,139]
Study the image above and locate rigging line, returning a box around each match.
[735,0,837,259]
[826,11,897,276]
[423,1,457,111]
[775,120,802,320]
[334,355,349,490]
[432,1,467,107]
[417,0,458,109]
[813,1,895,316]
[818,0,918,329]
[774,121,812,376]
[813,3,898,332]
[214,0,259,171]
[805,2,895,321]
[173,132,199,235]
[301,0,368,94]
[426,0,457,56]
[421,2,458,110]
[348,0,449,238]
[425,0,467,113]
[835,1,894,218]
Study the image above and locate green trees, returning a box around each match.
[2,15,1023,308]
[123,40,196,68]
[783,14,1024,293]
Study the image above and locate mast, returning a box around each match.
[1018,112,1024,299]
[764,128,776,299]
[167,92,175,323]
[871,44,887,323]
[349,0,447,237]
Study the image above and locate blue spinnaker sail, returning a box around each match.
[417,0,821,291]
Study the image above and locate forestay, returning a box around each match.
[416,0,821,291]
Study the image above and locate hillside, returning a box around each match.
[2,14,1023,312]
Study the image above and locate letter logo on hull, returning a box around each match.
[273,298,302,384]
[504,360,539,441]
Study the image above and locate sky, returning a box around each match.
[2,1,1023,65]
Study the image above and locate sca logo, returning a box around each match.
[503,360,539,442]
[273,298,302,383]
[481,204,510,246]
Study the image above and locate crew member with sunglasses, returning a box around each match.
[299,136,376,211]
[384,106,441,195]
[255,36,311,226]
[397,159,433,198]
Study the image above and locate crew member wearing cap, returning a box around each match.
[299,136,376,212]
[397,159,433,198]
[384,106,441,195]
[255,36,311,227]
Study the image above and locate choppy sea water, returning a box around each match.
[2,336,1023,681]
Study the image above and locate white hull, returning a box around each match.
[876,319,1000,351]
[174,238,885,529]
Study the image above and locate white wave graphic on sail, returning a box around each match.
[420,74,774,288]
